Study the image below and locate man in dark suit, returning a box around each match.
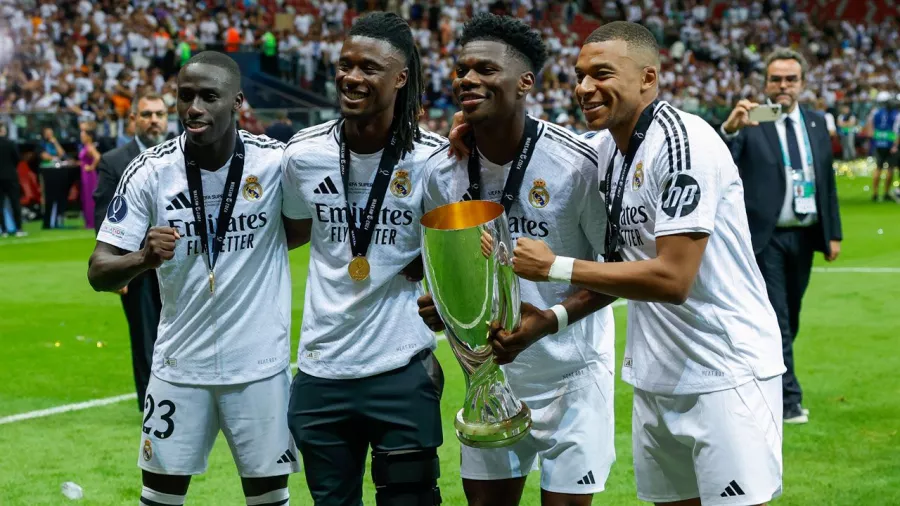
[721,48,843,425]
[93,92,169,411]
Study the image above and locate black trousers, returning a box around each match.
[755,227,816,409]
[121,269,162,410]
[0,177,22,232]
[41,166,76,229]
[287,349,444,506]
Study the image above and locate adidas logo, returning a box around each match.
[576,470,596,485]
[276,449,297,465]
[313,176,340,195]
[165,192,192,211]
[720,480,746,498]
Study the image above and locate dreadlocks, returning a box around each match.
[348,12,423,158]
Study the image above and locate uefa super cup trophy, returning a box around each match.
[420,200,532,448]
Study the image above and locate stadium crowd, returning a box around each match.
[2,0,899,138]
[1,0,898,232]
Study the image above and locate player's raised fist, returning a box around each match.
[512,238,555,282]
[141,227,181,268]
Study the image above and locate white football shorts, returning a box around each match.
[460,369,615,494]
[137,367,300,477]
[633,376,783,505]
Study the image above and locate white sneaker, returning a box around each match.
[14,231,27,237]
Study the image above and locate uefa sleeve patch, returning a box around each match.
[106,195,129,223]
[660,174,701,218]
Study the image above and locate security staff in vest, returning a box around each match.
[721,47,842,425]
[93,92,169,410]
[867,91,899,202]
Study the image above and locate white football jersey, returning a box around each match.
[422,118,615,400]
[281,120,446,380]
[96,131,291,386]
[596,101,785,395]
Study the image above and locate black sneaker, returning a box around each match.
[784,403,808,424]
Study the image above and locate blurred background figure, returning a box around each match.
[0,123,25,237]
[865,92,900,202]
[78,123,101,230]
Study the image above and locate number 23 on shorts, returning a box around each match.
[143,394,177,440]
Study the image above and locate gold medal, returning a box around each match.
[208,271,215,293]
[348,256,370,282]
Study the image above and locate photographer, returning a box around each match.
[721,48,842,425]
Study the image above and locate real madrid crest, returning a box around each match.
[528,178,550,208]
[633,162,644,190]
[390,170,412,198]
[242,175,263,201]
[143,440,153,461]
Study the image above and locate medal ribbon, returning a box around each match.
[183,131,246,290]
[464,116,541,215]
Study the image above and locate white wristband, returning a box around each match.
[549,304,568,333]
[548,256,575,284]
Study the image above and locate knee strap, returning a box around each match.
[371,449,441,506]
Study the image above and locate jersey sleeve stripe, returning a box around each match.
[420,131,447,143]
[545,123,599,155]
[243,138,286,150]
[425,142,450,162]
[544,132,600,166]
[661,105,691,172]
[657,110,685,173]
[115,140,179,195]
[285,121,337,148]
[656,115,677,173]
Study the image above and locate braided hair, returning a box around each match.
[348,12,423,158]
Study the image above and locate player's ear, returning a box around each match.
[233,91,244,113]
[395,67,409,91]
[641,66,658,92]
[518,71,535,98]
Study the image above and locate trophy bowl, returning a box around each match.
[420,200,531,448]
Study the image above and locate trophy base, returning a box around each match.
[454,402,532,449]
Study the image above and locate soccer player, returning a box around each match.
[511,22,786,506]
[417,14,616,506]
[87,51,299,506]
[280,12,445,506]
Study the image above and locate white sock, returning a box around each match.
[246,487,289,506]
[140,486,185,506]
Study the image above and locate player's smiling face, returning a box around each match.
[177,63,242,146]
[575,40,645,132]
[453,40,533,126]
[336,36,408,120]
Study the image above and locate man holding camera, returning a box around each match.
[720,48,843,425]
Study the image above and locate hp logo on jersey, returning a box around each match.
[106,195,129,223]
[661,174,701,218]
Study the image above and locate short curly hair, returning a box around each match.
[459,13,548,74]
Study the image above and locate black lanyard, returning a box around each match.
[183,131,246,293]
[464,116,541,214]
[338,125,401,261]
[602,100,658,262]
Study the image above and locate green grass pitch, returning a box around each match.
[0,176,898,505]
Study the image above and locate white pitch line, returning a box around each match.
[0,394,136,425]
[0,303,629,426]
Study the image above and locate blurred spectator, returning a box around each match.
[265,110,294,143]
[0,123,25,237]
[836,103,858,161]
[78,122,101,230]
